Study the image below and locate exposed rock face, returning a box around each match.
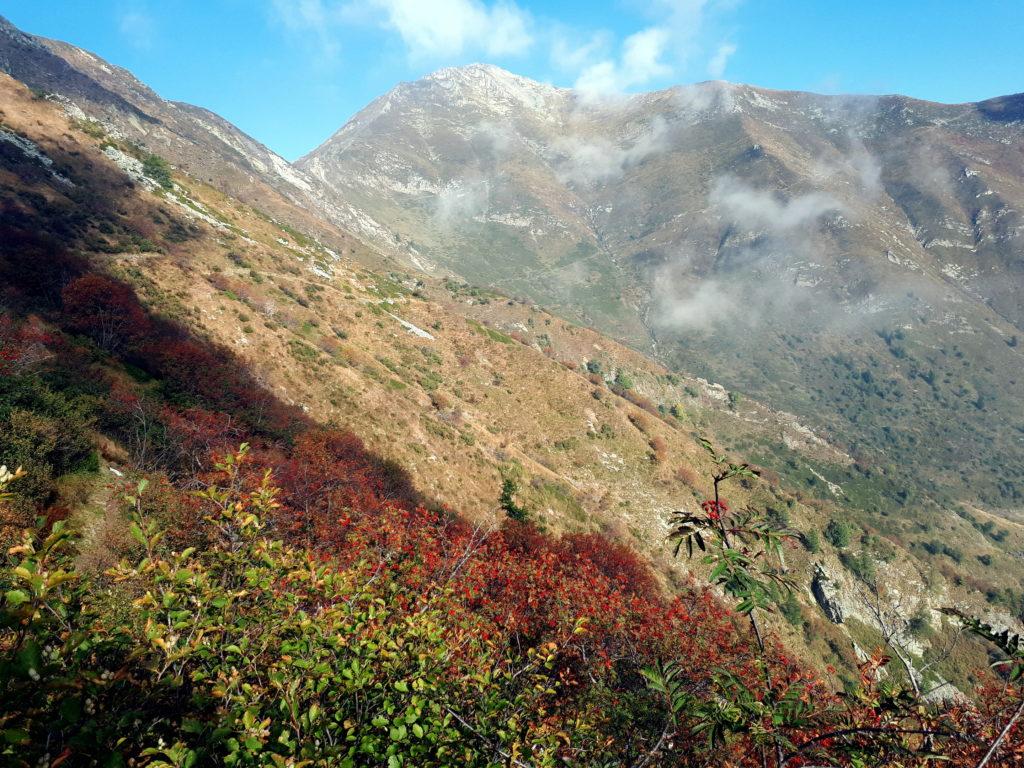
[812,563,844,624]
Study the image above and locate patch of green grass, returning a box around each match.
[468,320,512,344]
[418,371,443,391]
[369,274,411,299]
[288,339,318,364]
[532,481,586,524]
[142,153,174,190]
[73,119,108,140]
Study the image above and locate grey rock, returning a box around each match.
[812,563,844,624]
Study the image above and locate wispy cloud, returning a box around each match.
[563,0,739,101]
[710,176,844,233]
[368,0,533,60]
[655,274,738,330]
[550,29,610,73]
[553,117,670,185]
[574,27,672,99]
[707,42,736,78]
[655,173,851,333]
[435,177,491,228]
[271,0,533,63]
[270,0,348,60]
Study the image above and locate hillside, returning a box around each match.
[0,13,388,266]
[297,64,1024,522]
[0,16,1023,767]
[1,50,1022,692]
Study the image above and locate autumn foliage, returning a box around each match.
[1,223,1022,765]
[61,274,151,352]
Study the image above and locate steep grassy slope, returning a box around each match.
[298,65,1024,519]
[0,13,389,267]
[1,73,1020,697]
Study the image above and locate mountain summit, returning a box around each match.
[297,64,1024,512]
[2,14,1024,764]
[2,16,1021,510]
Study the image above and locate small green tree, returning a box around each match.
[779,590,803,627]
[802,529,821,554]
[613,369,634,390]
[824,519,853,548]
[499,476,528,522]
[648,437,800,766]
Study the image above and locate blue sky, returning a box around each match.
[3,1,1022,160]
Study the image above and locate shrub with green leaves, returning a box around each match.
[612,369,634,390]
[823,519,854,549]
[0,372,98,513]
[0,448,563,766]
[142,154,174,190]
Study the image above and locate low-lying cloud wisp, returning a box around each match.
[554,117,670,185]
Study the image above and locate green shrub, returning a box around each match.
[0,374,97,511]
[779,590,804,627]
[142,153,173,189]
[802,529,821,553]
[499,476,528,522]
[287,339,318,364]
[0,455,562,767]
[824,519,854,549]
[839,549,877,586]
[765,506,790,531]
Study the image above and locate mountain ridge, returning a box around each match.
[4,17,1022,519]
[296,57,1024,521]
[2,17,1024,745]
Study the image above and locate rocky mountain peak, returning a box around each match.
[294,64,1024,525]
[0,13,55,60]
[413,62,567,118]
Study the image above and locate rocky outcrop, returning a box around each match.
[812,563,844,624]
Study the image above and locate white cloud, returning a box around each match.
[673,80,736,113]
[655,276,738,330]
[653,175,845,330]
[554,117,670,184]
[271,0,346,60]
[550,30,610,73]
[474,120,518,156]
[368,0,533,60]
[574,26,671,100]
[710,176,844,233]
[566,0,742,101]
[707,42,736,78]
[271,0,532,61]
[435,178,490,227]
[808,140,883,199]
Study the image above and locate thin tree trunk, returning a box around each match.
[977,698,1024,768]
